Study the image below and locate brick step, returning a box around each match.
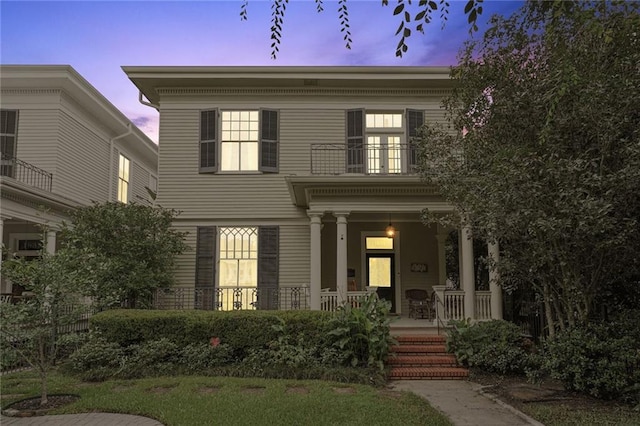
[387,355,457,366]
[393,335,446,345]
[389,367,469,380]
[390,344,447,354]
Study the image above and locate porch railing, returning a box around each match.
[152,286,310,311]
[320,289,372,311]
[433,286,494,322]
[1,154,53,192]
[311,143,417,175]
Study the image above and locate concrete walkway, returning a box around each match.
[0,413,163,426]
[1,380,542,426]
[391,380,545,426]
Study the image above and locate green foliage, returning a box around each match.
[61,202,188,309]
[327,293,396,371]
[0,237,97,404]
[89,309,333,357]
[418,1,640,333]
[446,320,536,374]
[65,337,127,381]
[542,317,640,403]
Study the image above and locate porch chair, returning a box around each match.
[405,289,433,320]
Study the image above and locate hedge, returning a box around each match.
[90,309,334,355]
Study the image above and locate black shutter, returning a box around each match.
[346,109,365,173]
[259,109,279,173]
[195,226,216,310]
[406,109,424,170]
[199,110,217,173]
[257,226,279,309]
[0,110,18,177]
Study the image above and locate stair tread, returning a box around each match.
[388,355,457,365]
[391,344,447,352]
[394,335,446,343]
[389,366,469,379]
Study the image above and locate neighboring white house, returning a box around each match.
[0,65,158,295]
[124,66,502,321]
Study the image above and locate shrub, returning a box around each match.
[327,293,395,370]
[543,319,640,402]
[446,319,536,374]
[65,337,126,381]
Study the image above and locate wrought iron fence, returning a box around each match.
[153,286,310,311]
[1,153,53,191]
[310,143,417,175]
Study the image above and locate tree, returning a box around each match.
[1,232,99,406]
[417,1,640,335]
[61,202,188,309]
[241,0,486,59]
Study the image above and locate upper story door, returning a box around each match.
[367,135,403,174]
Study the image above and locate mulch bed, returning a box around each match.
[2,394,79,417]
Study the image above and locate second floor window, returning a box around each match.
[118,154,130,203]
[199,109,279,174]
[1,110,18,177]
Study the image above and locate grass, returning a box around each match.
[1,370,452,426]
[519,403,640,426]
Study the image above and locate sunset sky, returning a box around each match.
[1,0,522,142]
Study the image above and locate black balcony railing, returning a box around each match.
[152,286,310,311]
[311,143,418,175]
[1,154,53,192]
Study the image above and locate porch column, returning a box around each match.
[308,212,323,310]
[45,230,56,254]
[488,241,503,319]
[334,212,349,306]
[460,224,476,320]
[435,230,448,286]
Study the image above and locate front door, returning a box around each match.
[366,253,395,312]
[367,136,403,174]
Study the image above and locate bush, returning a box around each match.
[65,337,126,381]
[543,318,640,402]
[446,319,536,374]
[327,293,395,370]
[90,309,333,359]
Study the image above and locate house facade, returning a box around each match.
[0,65,158,295]
[125,66,502,321]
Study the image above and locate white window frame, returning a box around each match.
[220,110,259,172]
[365,112,406,174]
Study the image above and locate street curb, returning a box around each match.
[474,384,546,426]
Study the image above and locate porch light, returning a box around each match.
[385,223,396,238]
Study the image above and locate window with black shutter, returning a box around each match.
[1,110,18,177]
[259,109,279,172]
[406,109,424,170]
[199,110,217,173]
[346,109,365,173]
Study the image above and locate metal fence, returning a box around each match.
[153,286,310,311]
[1,154,53,191]
[310,143,418,175]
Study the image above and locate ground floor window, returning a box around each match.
[219,227,258,287]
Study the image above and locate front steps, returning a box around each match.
[388,334,469,380]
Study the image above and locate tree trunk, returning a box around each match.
[543,283,556,338]
[39,339,48,406]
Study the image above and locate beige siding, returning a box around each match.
[111,147,119,202]
[130,161,151,204]
[173,225,197,288]
[55,111,110,204]
[14,109,59,176]
[279,224,310,287]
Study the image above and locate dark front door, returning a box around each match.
[366,253,395,312]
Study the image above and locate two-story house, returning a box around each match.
[125,66,503,321]
[0,65,158,295]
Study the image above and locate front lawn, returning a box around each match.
[1,370,452,426]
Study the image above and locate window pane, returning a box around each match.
[366,237,393,250]
[238,260,257,286]
[369,257,392,287]
[241,142,258,171]
[366,113,402,129]
[221,142,240,171]
[219,260,238,286]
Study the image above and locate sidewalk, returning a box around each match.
[0,413,163,426]
[391,380,545,426]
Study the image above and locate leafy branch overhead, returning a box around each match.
[240,0,484,58]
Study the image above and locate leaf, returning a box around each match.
[464,0,474,14]
[393,2,404,15]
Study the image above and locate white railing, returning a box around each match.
[320,289,371,311]
[443,290,465,320]
[475,291,492,320]
[153,286,309,310]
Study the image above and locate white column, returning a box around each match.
[334,212,349,306]
[435,231,448,287]
[488,241,503,320]
[45,230,56,254]
[308,212,323,310]
[461,224,476,320]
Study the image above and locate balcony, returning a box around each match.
[1,154,53,192]
[311,143,417,175]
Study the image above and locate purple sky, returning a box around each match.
[1,1,522,142]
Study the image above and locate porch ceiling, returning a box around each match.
[285,175,452,213]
